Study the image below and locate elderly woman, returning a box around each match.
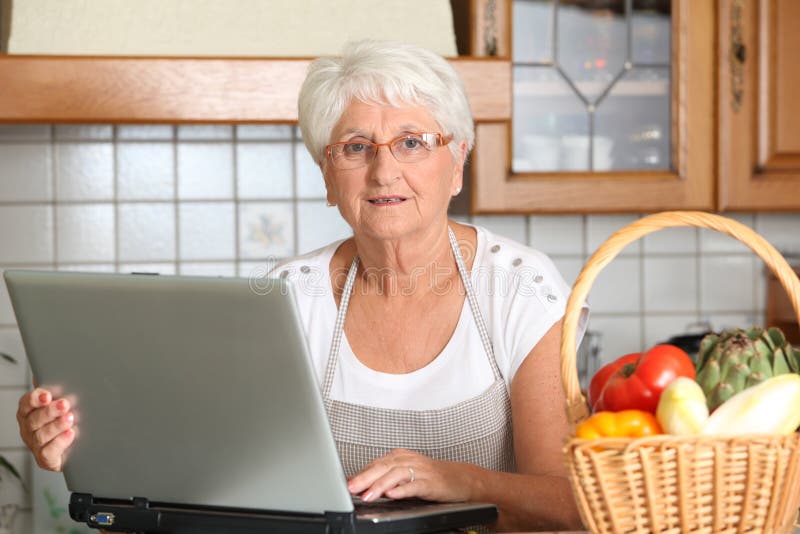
[17,40,587,531]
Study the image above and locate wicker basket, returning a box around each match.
[560,211,800,534]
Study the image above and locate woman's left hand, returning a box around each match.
[347,448,476,503]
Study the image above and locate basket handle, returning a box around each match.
[560,211,800,426]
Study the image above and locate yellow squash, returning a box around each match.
[656,377,709,435]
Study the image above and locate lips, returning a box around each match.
[367,196,407,205]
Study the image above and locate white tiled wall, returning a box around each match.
[1,124,800,533]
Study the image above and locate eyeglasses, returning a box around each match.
[324,132,453,170]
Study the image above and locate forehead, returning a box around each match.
[331,100,439,138]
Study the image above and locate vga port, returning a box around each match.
[90,512,115,526]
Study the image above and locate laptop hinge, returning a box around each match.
[69,492,161,532]
[324,510,356,534]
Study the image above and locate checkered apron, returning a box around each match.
[322,228,516,478]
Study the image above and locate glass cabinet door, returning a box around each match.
[512,0,671,174]
[470,0,714,213]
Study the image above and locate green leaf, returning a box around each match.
[767,327,788,349]
[773,347,791,376]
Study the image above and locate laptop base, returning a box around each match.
[69,493,497,533]
[70,493,356,534]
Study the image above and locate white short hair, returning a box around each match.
[297,39,474,165]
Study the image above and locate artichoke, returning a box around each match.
[695,326,800,411]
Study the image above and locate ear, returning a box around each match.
[321,161,337,207]
[451,141,467,195]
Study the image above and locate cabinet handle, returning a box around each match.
[730,0,746,112]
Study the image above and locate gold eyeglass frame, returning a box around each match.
[324,132,453,169]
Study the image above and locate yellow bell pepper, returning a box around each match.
[575,409,663,439]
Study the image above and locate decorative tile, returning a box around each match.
[471,215,527,244]
[643,256,697,312]
[238,202,295,259]
[177,143,234,199]
[179,262,237,277]
[236,142,293,199]
[587,214,641,256]
[0,206,54,263]
[586,315,643,364]
[528,215,584,256]
[55,143,114,201]
[56,204,115,263]
[643,226,698,254]
[236,125,293,140]
[117,143,175,200]
[0,124,51,141]
[116,124,174,141]
[296,201,352,254]
[588,256,641,313]
[118,203,176,262]
[0,328,28,387]
[177,125,233,140]
[178,202,235,260]
[295,143,326,198]
[699,213,755,254]
[0,144,53,202]
[54,124,113,140]
[699,255,755,311]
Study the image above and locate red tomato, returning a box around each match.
[588,352,639,409]
[593,344,695,414]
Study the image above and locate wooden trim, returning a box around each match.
[0,55,510,123]
[718,0,800,211]
[472,0,715,213]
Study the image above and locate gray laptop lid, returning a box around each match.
[4,269,354,515]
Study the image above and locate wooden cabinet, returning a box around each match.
[718,0,800,211]
[469,0,716,213]
[0,1,797,213]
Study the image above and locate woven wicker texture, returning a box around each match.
[560,211,800,533]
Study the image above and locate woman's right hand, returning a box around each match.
[17,388,76,471]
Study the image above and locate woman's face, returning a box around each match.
[321,100,465,243]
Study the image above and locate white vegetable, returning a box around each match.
[656,377,709,435]
[701,374,800,436]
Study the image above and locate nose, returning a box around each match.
[368,144,401,185]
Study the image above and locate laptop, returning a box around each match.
[4,269,497,533]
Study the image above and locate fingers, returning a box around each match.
[37,425,77,471]
[17,387,50,419]
[17,388,76,472]
[360,465,421,501]
[348,449,421,501]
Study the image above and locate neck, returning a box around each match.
[352,221,457,297]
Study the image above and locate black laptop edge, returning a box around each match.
[69,492,498,533]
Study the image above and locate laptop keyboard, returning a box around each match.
[352,496,435,515]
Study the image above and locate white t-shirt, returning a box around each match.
[272,225,587,410]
